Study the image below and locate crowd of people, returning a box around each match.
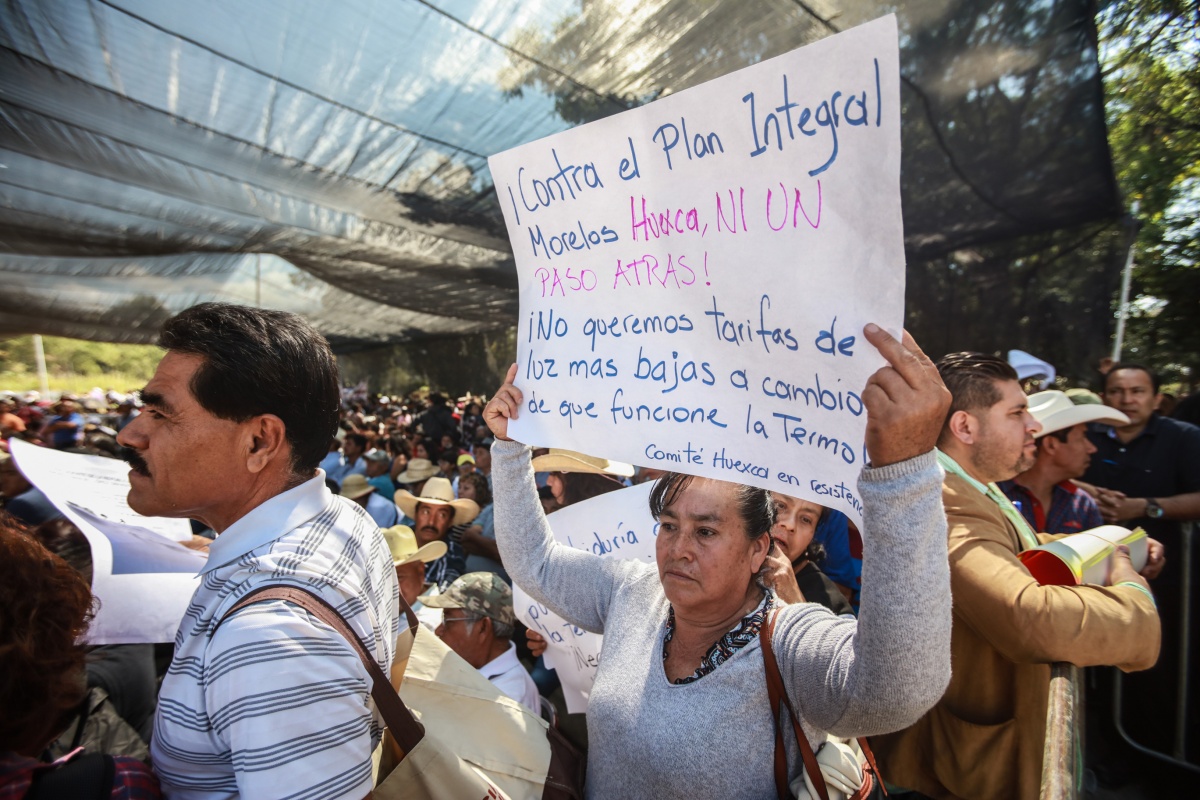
[1,302,1196,799]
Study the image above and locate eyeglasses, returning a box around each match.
[441,611,479,627]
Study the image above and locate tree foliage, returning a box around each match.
[905,2,1198,389]
[1099,0,1200,385]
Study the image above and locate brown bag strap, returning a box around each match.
[762,609,887,800]
[859,737,886,797]
[762,607,830,800]
[217,584,425,754]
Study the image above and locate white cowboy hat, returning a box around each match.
[1027,390,1129,438]
[394,476,480,525]
[531,448,634,478]
[380,524,447,566]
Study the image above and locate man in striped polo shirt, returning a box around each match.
[117,303,399,799]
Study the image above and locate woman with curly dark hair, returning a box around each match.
[0,519,161,798]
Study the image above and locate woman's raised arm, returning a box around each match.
[486,365,648,634]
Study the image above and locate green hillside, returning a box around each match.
[0,335,162,395]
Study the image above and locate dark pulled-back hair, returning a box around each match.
[0,519,95,752]
[32,518,94,586]
[935,352,1018,440]
[558,472,625,507]
[648,473,775,539]
[159,302,340,474]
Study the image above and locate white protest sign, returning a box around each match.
[513,482,658,713]
[11,438,204,644]
[488,16,903,527]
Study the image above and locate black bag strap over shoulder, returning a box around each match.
[26,752,115,800]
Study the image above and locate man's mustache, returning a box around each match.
[120,447,151,478]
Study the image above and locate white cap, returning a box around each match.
[1008,349,1056,386]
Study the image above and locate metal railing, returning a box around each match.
[1041,521,1199,796]
[1040,663,1084,800]
[1112,519,1198,774]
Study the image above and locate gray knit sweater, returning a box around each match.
[493,440,951,799]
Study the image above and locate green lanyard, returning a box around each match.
[937,450,1040,551]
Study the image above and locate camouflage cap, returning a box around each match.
[421,572,514,627]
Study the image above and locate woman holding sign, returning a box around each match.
[485,325,952,799]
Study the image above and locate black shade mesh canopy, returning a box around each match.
[0,0,1120,349]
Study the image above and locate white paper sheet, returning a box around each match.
[10,438,204,644]
[489,16,904,528]
[513,482,657,712]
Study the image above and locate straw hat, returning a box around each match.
[394,477,480,525]
[396,457,439,484]
[531,448,634,477]
[340,474,376,500]
[380,524,447,566]
[1027,390,1129,438]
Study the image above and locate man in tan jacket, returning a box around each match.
[874,352,1161,800]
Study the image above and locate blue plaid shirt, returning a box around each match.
[997,479,1104,534]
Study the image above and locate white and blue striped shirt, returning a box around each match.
[151,473,400,799]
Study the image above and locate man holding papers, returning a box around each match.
[874,352,1161,800]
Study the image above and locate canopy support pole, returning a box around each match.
[32,334,49,396]
[1111,202,1140,361]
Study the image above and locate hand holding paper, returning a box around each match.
[484,362,521,443]
[1108,545,1150,592]
[860,326,951,468]
[1019,525,1156,587]
[1142,538,1166,580]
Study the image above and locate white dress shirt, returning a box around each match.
[151,472,400,799]
[479,641,541,713]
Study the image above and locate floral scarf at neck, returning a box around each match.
[663,593,775,685]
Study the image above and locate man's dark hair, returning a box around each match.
[344,432,368,452]
[1036,427,1072,449]
[648,474,775,539]
[1104,362,1161,394]
[158,302,339,474]
[935,352,1019,439]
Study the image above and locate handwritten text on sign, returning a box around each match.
[512,483,658,713]
[489,16,904,526]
